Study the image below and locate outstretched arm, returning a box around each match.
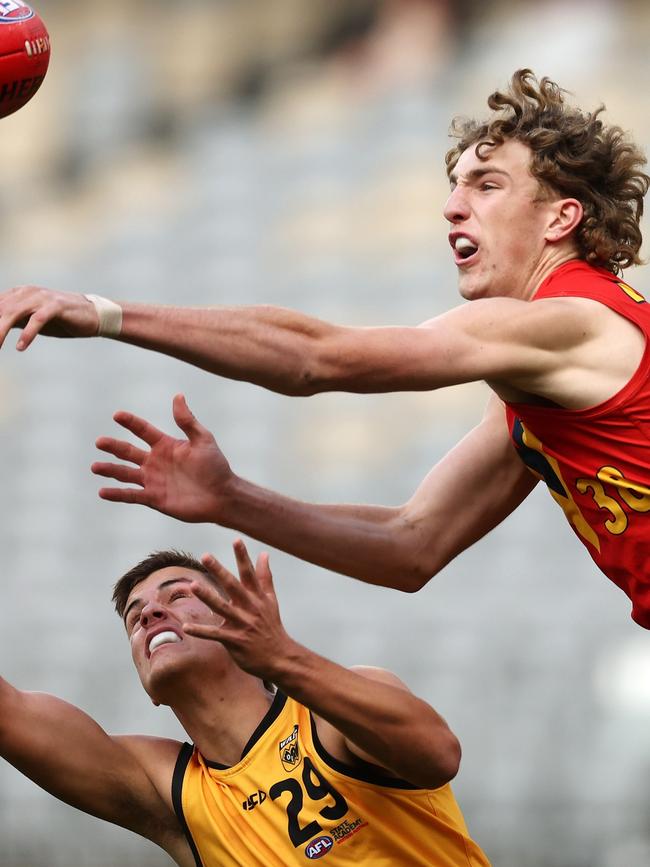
[0,680,189,860]
[93,393,537,591]
[186,541,460,789]
[0,285,616,400]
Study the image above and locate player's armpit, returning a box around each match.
[0,680,181,848]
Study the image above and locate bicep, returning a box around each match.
[314,298,570,394]
[0,681,174,838]
[341,667,460,781]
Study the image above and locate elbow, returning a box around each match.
[294,355,345,396]
[379,512,446,593]
[395,566,434,594]
[0,679,18,748]
[293,365,326,397]
[292,330,362,396]
[362,565,430,594]
[438,734,462,785]
[276,356,330,397]
[417,734,462,789]
[381,549,440,594]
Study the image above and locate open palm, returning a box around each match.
[92,394,232,523]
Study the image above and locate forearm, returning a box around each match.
[269,647,459,788]
[218,443,535,591]
[117,303,454,395]
[117,303,337,396]
[219,476,425,590]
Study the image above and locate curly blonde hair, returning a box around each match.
[446,70,649,273]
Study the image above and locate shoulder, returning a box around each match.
[114,734,185,805]
[311,666,412,775]
[347,665,411,691]
[115,733,184,763]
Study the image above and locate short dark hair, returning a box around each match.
[446,69,649,273]
[113,549,212,619]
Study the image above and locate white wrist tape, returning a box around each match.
[84,294,123,338]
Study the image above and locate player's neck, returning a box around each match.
[524,244,580,300]
[172,673,276,766]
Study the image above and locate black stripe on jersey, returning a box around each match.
[204,689,287,769]
[308,711,422,790]
[240,689,287,760]
[172,742,205,867]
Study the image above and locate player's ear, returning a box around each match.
[546,198,583,243]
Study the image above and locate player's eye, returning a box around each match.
[170,590,188,602]
[127,614,141,634]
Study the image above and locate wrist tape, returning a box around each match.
[84,294,123,338]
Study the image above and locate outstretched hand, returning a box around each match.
[92,394,233,523]
[185,540,294,681]
[0,286,100,350]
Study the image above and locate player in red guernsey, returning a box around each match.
[2,70,650,625]
[504,260,650,626]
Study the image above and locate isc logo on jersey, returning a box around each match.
[0,1,35,23]
[305,835,333,860]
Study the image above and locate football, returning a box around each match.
[0,1,50,119]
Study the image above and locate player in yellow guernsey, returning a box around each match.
[0,539,489,867]
[174,682,482,866]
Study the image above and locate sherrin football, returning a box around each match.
[0,0,49,119]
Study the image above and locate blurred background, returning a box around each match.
[1,1,650,865]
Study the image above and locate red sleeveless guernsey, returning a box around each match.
[504,260,650,628]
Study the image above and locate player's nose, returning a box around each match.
[443,185,470,222]
[140,601,166,627]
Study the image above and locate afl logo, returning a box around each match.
[0,2,35,23]
[305,835,333,860]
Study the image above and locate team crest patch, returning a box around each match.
[278,724,301,772]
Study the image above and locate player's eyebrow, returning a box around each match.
[124,577,195,624]
[448,166,511,187]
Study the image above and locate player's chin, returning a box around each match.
[144,668,185,707]
[457,278,486,302]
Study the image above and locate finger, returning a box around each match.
[189,578,232,613]
[0,317,12,349]
[187,585,245,634]
[15,303,61,351]
[172,394,213,443]
[112,410,166,447]
[0,310,33,350]
[232,539,260,592]
[199,553,249,605]
[0,295,48,349]
[182,622,226,642]
[98,486,150,505]
[256,552,276,596]
[91,462,143,485]
[95,437,147,465]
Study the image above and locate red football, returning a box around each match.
[0,1,49,119]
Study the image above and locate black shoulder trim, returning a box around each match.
[171,742,204,867]
[241,690,287,759]
[309,713,422,790]
[204,690,288,769]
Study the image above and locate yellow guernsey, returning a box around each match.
[172,692,490,867]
